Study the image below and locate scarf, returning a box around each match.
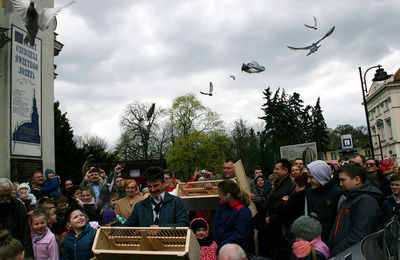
[32,227,48,243]
[292,236,330,259]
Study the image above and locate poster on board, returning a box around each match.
[10,25,42,157]
[280,142,317,165]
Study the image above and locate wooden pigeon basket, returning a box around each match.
[92,227,200,260]
[176,180,223,211]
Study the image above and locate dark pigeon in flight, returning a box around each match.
[287,26,335,56]
[241,61,265,73]
[11,0,74,46]
[229,75,236,80]
[139,103,156,138]
[200,82,213,96]
[305,16,317,30]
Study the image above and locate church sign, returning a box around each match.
[10,25,42,157]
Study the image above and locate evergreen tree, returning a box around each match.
[54,101,81,182]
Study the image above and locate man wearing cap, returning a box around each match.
[305,160,342,243]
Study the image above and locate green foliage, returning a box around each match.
[166,131,231,181]
[229,119,264,174]
[169,93,223,138]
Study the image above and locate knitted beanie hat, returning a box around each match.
[190,218,209,233]
[101,209,117,225]
[44,169,55,180]
[291,214,322,241]
[307,160,331,186]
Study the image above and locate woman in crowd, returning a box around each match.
[62,178,74,195]
[114,179,144,220]
[67,185,82,208]
[213,180,252,253]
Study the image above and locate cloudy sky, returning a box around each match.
[53,0,400,147]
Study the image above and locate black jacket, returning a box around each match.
[267,176,296,215]
[328,182,384,256]
[0,197,33,257]
[306,181,342,242]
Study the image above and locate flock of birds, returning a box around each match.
[3,2,335,133]
[200,16,335,97]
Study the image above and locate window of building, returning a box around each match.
[386,119,393,139]
[331,152,337,160]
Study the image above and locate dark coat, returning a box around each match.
[124,191,189,227]
[306,181,342,242]
[63,223,97,260]
[272,188,306,227]
[0,197,33,257]
[382,195,399,221]
[328,182,384,256]
[267,176,296,215]
[212,199,252,253]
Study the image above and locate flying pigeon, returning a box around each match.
[229,75,236,80]
[287,26,335,56]
[10,0,74,46]
[138,103,156,138]
[147,103,155,120]
[305,16,317,30]
[241,61,265,73]
[200,82,213,96]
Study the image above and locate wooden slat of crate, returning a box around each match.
[92,227,200,260]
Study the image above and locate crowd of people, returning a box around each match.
[0,154,399,260]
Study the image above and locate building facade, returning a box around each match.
[0,0,63,181]
[366,68,400,160]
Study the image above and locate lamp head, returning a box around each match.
[372,67,391,82]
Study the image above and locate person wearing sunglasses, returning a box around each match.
[365,158,391,196]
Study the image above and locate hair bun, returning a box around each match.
[0,230,13,246]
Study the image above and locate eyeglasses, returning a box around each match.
[366,163,375,167]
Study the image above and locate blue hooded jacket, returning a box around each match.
[63,223,97,260]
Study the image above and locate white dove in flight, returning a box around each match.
[287,26,335,56]
[10,0,74,46]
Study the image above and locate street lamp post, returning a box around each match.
[358,65,391,159]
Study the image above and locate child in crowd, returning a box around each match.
[52,195,69,235]
[101,192,126,225]
[67,185,82,208]
[100,209,119,226]
[213,180,252,253]
[383,173,400,221]
[30,210,59,260]
[42,169,61,197]
[17,182,37,209]
[63,207,97,260]
[291,214,330,260]
[0,230,25,260]
[190,218,217,260]
[80,187,99,221]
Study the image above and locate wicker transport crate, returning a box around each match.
[176,180,223,211]
[92,227,200,260]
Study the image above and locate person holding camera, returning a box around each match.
[80,167,105,205]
